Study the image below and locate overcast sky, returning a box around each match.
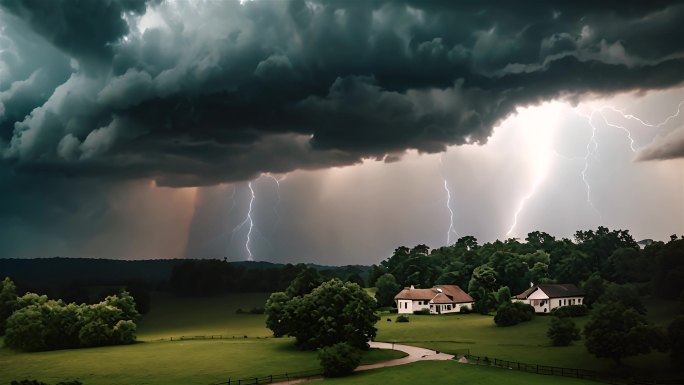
[0,1,682,264]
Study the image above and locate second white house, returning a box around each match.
[513,283,585,313]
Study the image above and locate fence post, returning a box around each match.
[270,375,272,383]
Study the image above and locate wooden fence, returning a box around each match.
[464,354,684,385]
[212,369,322,385]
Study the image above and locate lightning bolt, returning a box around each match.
[505,155,551,237]
[440,155,458,245]
[575,100,684,217]
[580,111,601,217]
[229,174,289,261]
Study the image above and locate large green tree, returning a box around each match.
[374,273,401,307]
[266,279,379,350]
[584,302,667,365]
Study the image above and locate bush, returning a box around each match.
[318,342,361,377]
[459,306,471,314]
[547,316,581,346]
[551,305,589,317]
[494,302,535,327]
[396,315,410,323]
[249,307,265,314]
[413,309,430,315]
[5,292,138,352]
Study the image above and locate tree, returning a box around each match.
[104,290,140,321]
[265,292,291,337]
[375,273,400,307]
[609,248,652,283]
[597,284,645,315]
[4,305,48,351]
[582,273,605,306]
[584,302,667,365]
[0,277,18,335]
[318,342,361,377]
[468,265,498,293]
[668,316,684,363]
[494,302,534,327]
[286,268,324,298]
[273,279,379,350]
[495,286,511,307]
[547,316,580,346]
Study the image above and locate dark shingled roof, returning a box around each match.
[514,284,585,299]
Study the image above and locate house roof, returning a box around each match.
[394,288,437,301]
[514,284,585,299]
[394,284,474,303]
[434,285,474,303]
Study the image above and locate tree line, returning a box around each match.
[372,227,684,311]
[0,277,139,352]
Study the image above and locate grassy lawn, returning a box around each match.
[136,292,272,340]
[319,360,599,385]
[0,292,404,385]
[375,298,682,379]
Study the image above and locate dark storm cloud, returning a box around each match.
[0,0,152,64]
[1,0,684,187]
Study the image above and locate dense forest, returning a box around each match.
[369,227,684,307]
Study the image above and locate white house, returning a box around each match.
[513,283,585,313]
[394,285,474,314]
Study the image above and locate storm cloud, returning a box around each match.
[1,0,683,187]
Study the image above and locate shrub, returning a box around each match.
[494,302,535,327]
[551,305,589,317]
[413,309,430,315]
[396,315,410,323]
[547,316,581,346]
[459,306,471,314]
[249,307,265,314]
[318,342,361,377]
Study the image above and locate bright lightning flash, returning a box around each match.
[505,103,559,238]
[230,173,288,261]
[440,155,457,245]
[575,100,684,217]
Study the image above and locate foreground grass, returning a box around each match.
[0,337,405,385]
[0,292,405,385]
[320,360,599,385]
[375,298,681,379]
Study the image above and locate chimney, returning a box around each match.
[410,285,415,290]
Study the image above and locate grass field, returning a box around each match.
[320,360,600,385]
[0,292,404,385]
[375,297,682,379]
[136,292,272,340]
[1,292,680,384]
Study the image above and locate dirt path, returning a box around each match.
[270,341,454,384]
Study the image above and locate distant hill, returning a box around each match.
[0,258,371,289]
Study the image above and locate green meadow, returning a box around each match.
[375,296,681,379]
[0,292,403,385]
[0,292,680,385]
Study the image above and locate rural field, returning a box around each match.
[375,296,681,379]
[0,292,680,385]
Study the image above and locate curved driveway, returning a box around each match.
[359,341,454,370]
[271,341,454,384]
